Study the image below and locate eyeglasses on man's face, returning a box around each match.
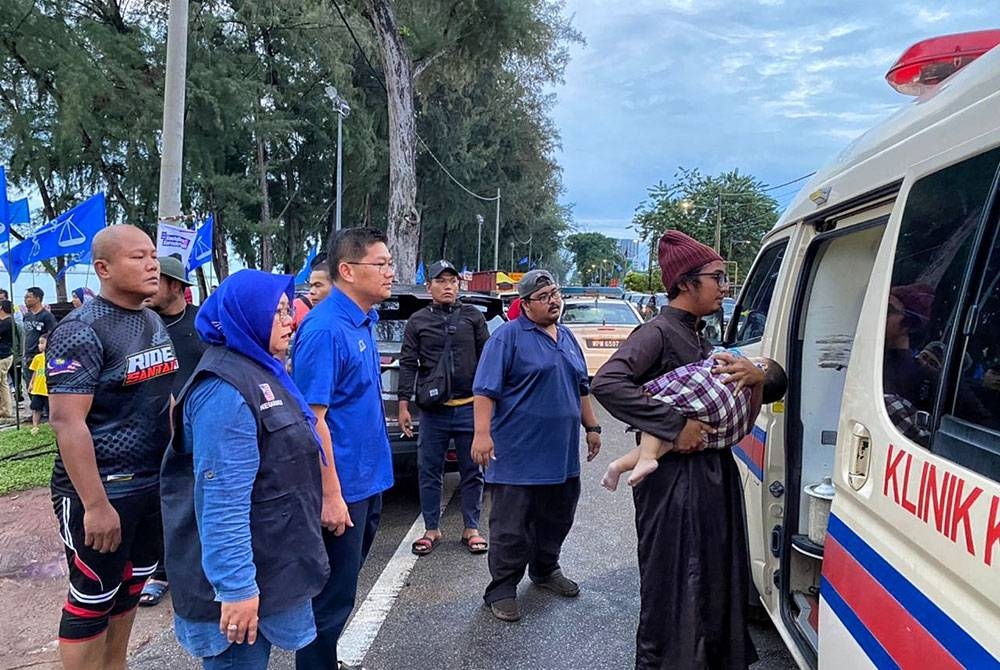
[688,271,730,287]
[347,260,395,275]
[525,288,562,304]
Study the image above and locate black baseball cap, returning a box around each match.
[427,260,458,280]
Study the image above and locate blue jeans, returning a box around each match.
[417,404,483,530]
[203,635,272,670]
[295,494,382,670]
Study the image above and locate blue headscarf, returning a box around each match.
[196,270,320,448]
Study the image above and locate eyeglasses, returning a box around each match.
[274,307,293,321]
[688,271,730,286]
[346,260,395,275]
[525,288,562,304]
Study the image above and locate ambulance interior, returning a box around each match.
[782,220,887,654]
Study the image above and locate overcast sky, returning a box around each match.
[552,1,995,241]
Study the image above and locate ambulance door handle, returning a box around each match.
[847,422,872,491]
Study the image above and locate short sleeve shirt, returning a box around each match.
[163,305,208,396]
[47,296,177,499]
[23,309,57,358]
[291,288,393,503]
[473,315,589,485]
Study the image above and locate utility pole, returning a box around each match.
[476,214,484,271]
[493,188,500,270]
[714,192,722,253]
[158,0,189,222]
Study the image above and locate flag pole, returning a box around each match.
[6,234,20,429]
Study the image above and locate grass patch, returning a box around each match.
[0,424,57,495]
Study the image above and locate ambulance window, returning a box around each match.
[882,148,1000,454]
[728,241,786,345]
[941,221,1000,480]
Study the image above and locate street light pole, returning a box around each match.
[324,86,351,232]
[157,0,189,222]
[493,188,501,270]
[714,193,722,253]
[476,214,484,271]
[509,241,515,272]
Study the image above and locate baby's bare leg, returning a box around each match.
[601,446,641,492]
[627,433,670,487]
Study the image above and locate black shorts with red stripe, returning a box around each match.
[52,488,162,641]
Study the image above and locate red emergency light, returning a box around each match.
[886,29,1000,95]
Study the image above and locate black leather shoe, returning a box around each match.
[533,569,580,597]
[489,597,522,622]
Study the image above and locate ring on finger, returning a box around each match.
[227,624,238,631]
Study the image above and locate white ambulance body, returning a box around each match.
[727,32,1000,668]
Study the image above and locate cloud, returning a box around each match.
[552,1,995,239]
[916,7,950,23]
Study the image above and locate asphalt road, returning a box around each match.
[131,405,797,670]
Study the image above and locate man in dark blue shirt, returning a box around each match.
[472,269,602,623]
[292,227,395,670]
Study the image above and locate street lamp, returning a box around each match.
[324,86,351,232]
[509,241,515,272]
[476,214,484,271]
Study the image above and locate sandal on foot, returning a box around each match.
[461,534,488,554]
[139,580,169,607]
[411,535,441,556]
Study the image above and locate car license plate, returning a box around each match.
[587,339,620,349]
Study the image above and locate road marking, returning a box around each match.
[338,475,459,666]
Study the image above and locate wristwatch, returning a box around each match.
[585,425,602,434]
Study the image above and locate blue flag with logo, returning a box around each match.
[186,215,214,272]
[0,192,106,282]
[519,256,528,266]
[0,166,31,246]
[415,261,426,284]
[295,246,317,284]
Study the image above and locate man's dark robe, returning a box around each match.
[592,306,758,670]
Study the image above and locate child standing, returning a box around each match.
[29,334,48,434]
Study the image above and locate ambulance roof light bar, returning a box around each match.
[886,29,1000,96]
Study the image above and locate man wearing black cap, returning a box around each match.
[472,269,602,622]
[141,254,209,606]
[398,260,490,556]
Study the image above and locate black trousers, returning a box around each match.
[483,478,580,604]
[633,449,758,670]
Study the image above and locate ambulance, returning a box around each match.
[725,31,1000,668]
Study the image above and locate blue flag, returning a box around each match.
[55,248,93,280]
[0,166,30,245]
[518,256,528,266]
[0,192,106,282]
[295,246,318,284]
[415,261,426,284]
[186,215,214,272]
[8,198,29,224]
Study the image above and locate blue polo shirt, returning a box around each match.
[292,288,393,503]
[473,314,589,485]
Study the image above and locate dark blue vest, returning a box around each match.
[160,346,329,621]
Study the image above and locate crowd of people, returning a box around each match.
[39,222,785,670]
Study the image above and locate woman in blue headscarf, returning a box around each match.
[160,270,329,670]
[70,287,95,308]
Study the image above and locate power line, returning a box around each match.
[763,172,816,192]
[331,1,500,203]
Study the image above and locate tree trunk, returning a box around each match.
[363,0,420,284]
[213,209,230,282]
[257,131,273,272]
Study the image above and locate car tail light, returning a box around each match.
[886,30,1000,95]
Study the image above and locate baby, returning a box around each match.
[602,353,788,490]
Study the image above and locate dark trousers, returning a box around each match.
[483,478,580,604]
[418,404,483,530]
[632,450,757,670]
[296,494,382,670]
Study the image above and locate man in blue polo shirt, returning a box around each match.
[291,227,395,670]
[472,269,603,623]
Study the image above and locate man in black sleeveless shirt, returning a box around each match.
[47,225,176,670]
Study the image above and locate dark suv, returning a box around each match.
[374,287,506,475]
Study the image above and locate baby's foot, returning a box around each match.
[627,458,659,487]
[601,462,625,491]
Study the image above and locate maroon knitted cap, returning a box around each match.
[658,230,724,291]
